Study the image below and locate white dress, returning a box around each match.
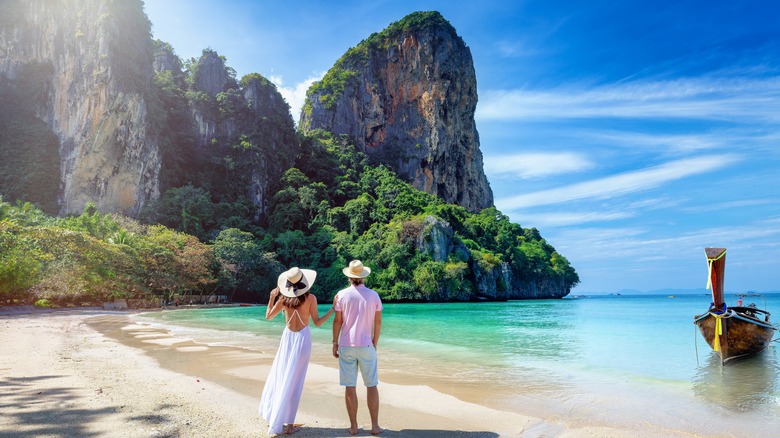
[259,309,312,435]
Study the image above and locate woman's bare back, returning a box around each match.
[284,295,313,332]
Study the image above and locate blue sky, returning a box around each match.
[143,0,780,294]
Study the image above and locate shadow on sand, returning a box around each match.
[0,375,182,437]
[1,375,114,437]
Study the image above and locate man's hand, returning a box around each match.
[332,343,339,358]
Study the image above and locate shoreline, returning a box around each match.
[0,308,736,437]
[1,309,538,437]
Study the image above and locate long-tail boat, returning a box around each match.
[694,248,777,364]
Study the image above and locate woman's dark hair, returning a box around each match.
[281,291,309,309]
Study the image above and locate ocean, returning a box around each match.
[135,293,780,436]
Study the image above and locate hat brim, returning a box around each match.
[277,269,317,297]
[342,266,371,278]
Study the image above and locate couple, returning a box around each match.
[260,260,384,436]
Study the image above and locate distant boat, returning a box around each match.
[693,248,777,365]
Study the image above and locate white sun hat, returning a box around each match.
[277,267,317,297]
[342,260,371,278]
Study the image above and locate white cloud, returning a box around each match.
[496,40,538,58]
[506,210,635,228]
[476,76,780,122]
[496,154,739,209]
[680,198,776,213]
[587,131,722,154]
[484,152,594,179]
[554,216,780,266]
[503,196,683,228]
[270,73,325,124]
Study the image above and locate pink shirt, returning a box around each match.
[334,284,383,347]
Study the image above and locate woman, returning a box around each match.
[259,267,336,435]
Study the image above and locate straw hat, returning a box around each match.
[277,267,317,297]
[342,260,371,278]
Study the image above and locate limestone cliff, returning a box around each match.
[0,0,160,216]
[165,48,297,219]
[300,11,493,213]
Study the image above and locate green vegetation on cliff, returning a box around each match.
[363,11,457,49]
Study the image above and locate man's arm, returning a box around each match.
[372,311,382,349]
[332,310,342,358]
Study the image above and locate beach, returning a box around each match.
[0,306,762,437]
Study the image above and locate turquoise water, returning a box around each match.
[136,293,780,434]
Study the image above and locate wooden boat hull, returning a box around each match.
[694,308,776,364]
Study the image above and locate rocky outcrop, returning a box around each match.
[300,11,493,213]
[187,49,235,150]
[152,40,182,75]
[414,216,454,262]
[0,0,160,216]
[411,215,572,300]
[191,50,233,97]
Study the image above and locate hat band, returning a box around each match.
[286,279,306,291]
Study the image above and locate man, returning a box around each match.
[332,260,384,435]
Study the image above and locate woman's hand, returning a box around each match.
[270,287,280,299]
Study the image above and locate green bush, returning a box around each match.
[34,299,51,308]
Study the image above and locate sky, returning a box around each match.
[143,0,780,294]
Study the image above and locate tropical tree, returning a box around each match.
[212,228,261,301]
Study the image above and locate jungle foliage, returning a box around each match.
[0,198,215,306]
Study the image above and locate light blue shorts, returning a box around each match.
[338,345,379,387]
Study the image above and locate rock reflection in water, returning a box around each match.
[693,350,779,412]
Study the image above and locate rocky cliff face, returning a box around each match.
[240,74,298,217]
[166,48,297,219]
[300,11,493,213]
[187,50,234,151]
[0,0,160,216]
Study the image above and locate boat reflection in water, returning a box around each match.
[692,351,779,412]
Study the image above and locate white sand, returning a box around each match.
[0,308,709,437]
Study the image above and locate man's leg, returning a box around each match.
[367,385,383,435]
[345,386,359,435]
